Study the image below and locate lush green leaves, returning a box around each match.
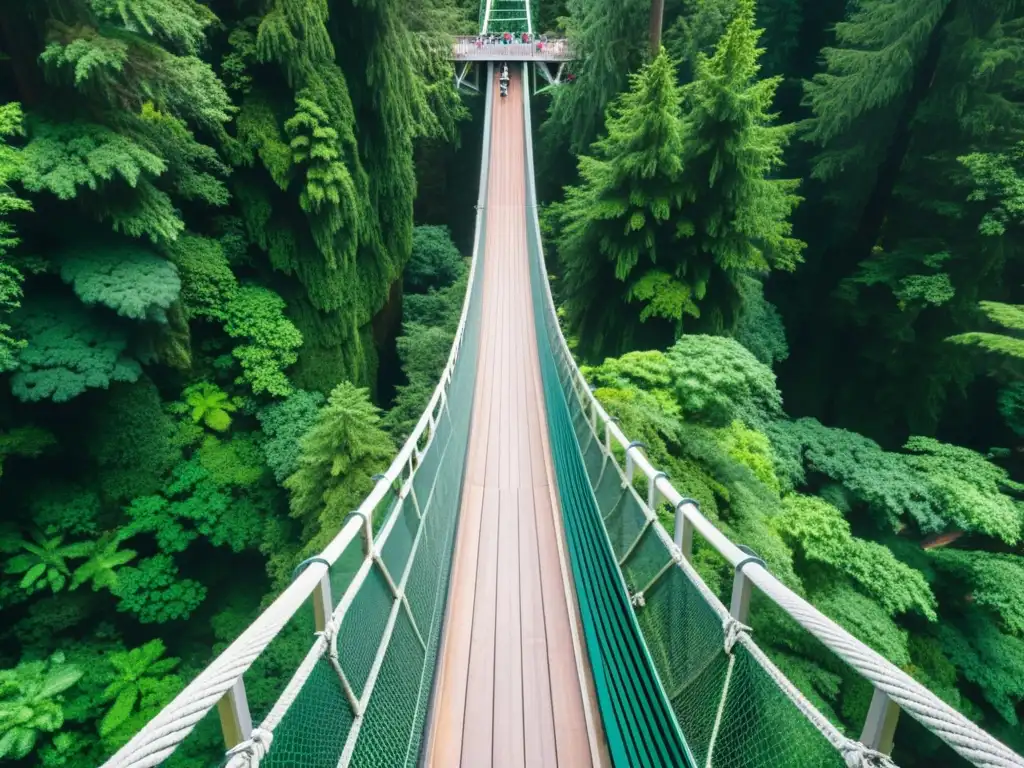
[224,286,302,397]
[285,382,394,552]
[257,390,325,482]
[9,299,141,403]
[57,241,181,322]
[98,640,181,745]
[112,554,206,623]
[0,654,82,760]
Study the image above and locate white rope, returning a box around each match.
[224,728,273,768]
[746,571,1024,768]
[841,742,898,768]
[721,617,750,655]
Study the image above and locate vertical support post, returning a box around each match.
[647,472,667,511]
[313,570,333,633]
[860,688,900,755]
[624,441,646,483]
[673,501,694,562]
[217,678,253,749]
[729,568,753,622]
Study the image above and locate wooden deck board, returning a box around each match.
[426,70,595,767]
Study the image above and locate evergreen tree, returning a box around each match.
[555,3,802,361]
[675,0,803,333]
[553,49,688,360]
[284,382,394,552]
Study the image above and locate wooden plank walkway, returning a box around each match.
[425,70,598,768]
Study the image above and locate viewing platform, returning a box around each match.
[452,36,574,62]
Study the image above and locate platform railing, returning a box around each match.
[451,36,573,61]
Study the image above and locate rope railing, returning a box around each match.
[99,65,496,768]
[517,60,1024,768]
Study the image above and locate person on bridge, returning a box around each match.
[503,31,511,44]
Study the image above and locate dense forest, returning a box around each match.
[0,0,1021,766]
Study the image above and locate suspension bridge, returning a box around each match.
[102,6,1024,768]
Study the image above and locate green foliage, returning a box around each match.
[930,549,1024,637]
[902,437,1024,544]
[543,0,650,153]
[18,119,183,244]
[112,554,206,623]
[733,276,788,366]
[0,653,82,760]
[257,390,325,482]
[284,93,360,258]
[675,0,803,324]
[89,0,217,55]
[960,141,1024,237]
[387,230,466,439]
[98,640,181,746]
[940,617,1024,725]
[555,6,803,360]
[69,534,136,591]
[9,298,142,403]
[224,286,302,397]
[89,379,176,501]
[666,335,783,427]
[406,225,464,293]
[804,0,951,159]
[164,234,237,321]
[553,50,689,359]
[3,530,93,595]
[178,382,238,432]
[0,102,32,372]
[57,241,181,322]
[776,495,936,619]
[285,382,394,552]
[0,0,465,760]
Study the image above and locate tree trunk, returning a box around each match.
[649,0,664,56]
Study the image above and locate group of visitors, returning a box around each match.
[499,63,509,98]
[476,31,532,46]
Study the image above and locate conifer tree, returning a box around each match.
[542,0,650,155]
[675,0,803,333]
[555,2,802,361]
[284,382,394,552]
[553,49,688,360]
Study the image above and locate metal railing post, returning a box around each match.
[730,547,765,623]
[216,678,253,749]
[673,499,696,562]
[729,570,753,623]
[624,441,646,483]
[860,688,901,755]
[313,571,333,633]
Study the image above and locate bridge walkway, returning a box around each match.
[425,70,600,768]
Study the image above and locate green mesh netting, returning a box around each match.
[521,80,693,768]
[484,0,531,34]
[520,66,847,768]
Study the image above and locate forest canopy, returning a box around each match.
[1,0,1023,766]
